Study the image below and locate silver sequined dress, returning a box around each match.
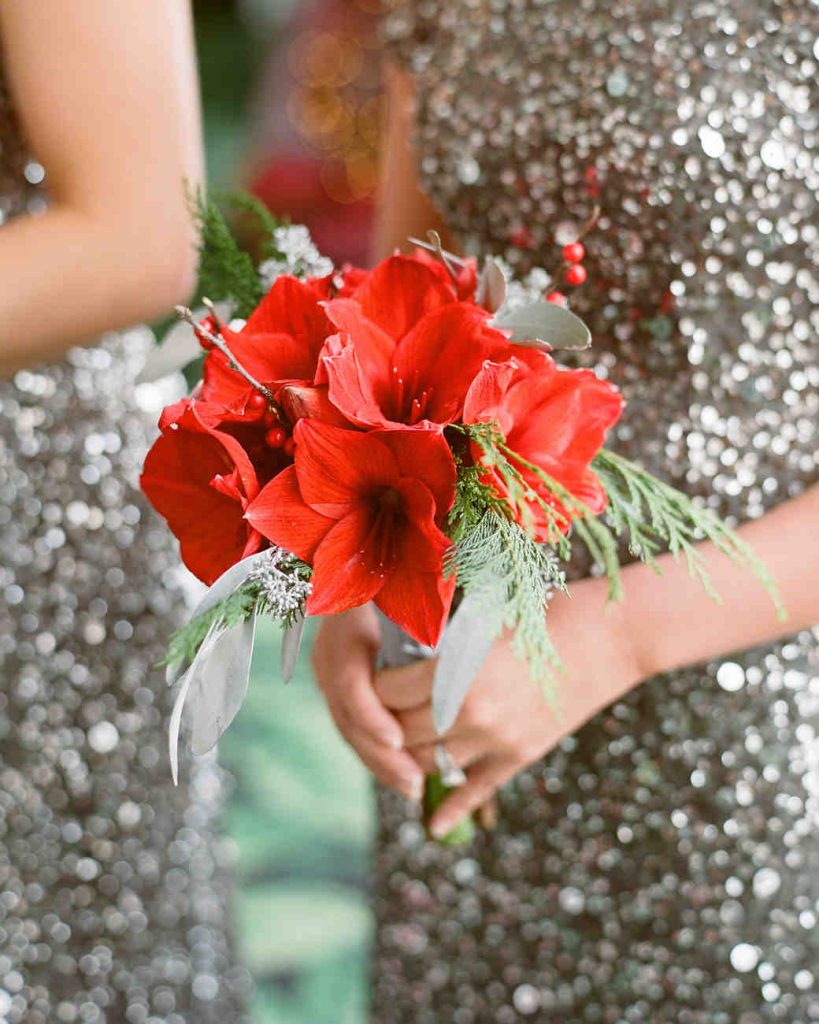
[373,2,819,1021]
[0,61,247,1023]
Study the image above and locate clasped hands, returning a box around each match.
[312,576,648,838]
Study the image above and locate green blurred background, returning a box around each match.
[193,4,374,1022]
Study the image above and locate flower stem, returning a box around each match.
[423,772,476,846]
[174,302,279,409]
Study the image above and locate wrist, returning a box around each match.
[614,561,668,680]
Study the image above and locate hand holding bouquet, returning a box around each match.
[141,196,781,842]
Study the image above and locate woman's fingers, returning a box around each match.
[313,614,404,750]
[374,659,434,711]
[428,757,514,839]
[407,734,483,774]
[396,701,438,747]
[337,718,425,800]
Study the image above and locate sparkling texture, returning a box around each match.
[0,65,248,1021]
[374,1,819,1021]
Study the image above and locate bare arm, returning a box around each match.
[372,62,451,261]
[0,0,203,374]
[626,482,819,677]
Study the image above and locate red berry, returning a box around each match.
[247,393,268,412]
[509,225,534,249]
[546,290,567,306]
[565,264,587,286]
[265,426,286,448]
[562,242,585,264]
[283,437,296,457]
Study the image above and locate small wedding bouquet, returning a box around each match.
[141,196,780,840]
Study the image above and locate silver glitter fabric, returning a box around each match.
[372,2,819,1021]
[0,66,248,1022]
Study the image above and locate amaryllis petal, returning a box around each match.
[320,333,393,429]
[391,478,452,572]
[203,330,317,410]
[352,255,453,340]
[375,567,456,649]
[245,465,334,562]
[293,420,398,517]
[375,428,457,521]
[244,275,331,350]
[306,509,387,615]
[463,358,520,437]
[141,402,262,584]
[512,373,624,466]
[393,303,510,423]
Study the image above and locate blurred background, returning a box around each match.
[193,1,382,1021]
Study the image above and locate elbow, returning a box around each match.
[85,209,200,327]
[136,231,199,319]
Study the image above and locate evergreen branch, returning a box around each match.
[188,186,263,317]
[446,509,566,692]
[162,582,263,671]
[592,449,785,618]
[216,190,281,256]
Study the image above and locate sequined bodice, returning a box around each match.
[385,0,818,515]
[373,4,819,1021]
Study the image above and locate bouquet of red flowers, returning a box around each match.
[141,198,779,838]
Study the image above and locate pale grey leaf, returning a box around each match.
[168,622,222,784]
[189,613,257,756]
[281,613,306,683]
[432,592,505,735]
[375,609,435,670]
[475,257,507,313]
[166,549,274,686]
[168,668,193,786]
[492,299,591,351]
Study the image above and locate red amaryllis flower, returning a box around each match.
[201,274,333,414]
[319,255,509,429]
[245,419,457,647]
[141,401,264,584]
[464,350,624,538]
[407,247,478,302]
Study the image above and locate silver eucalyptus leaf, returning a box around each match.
[166,549,276,686]
[168,621,222,785]
[189,612,257,756]
[492,299,591,351]
[376,610,436,670]
[432,591,505,735]
[475,257,507,313]
[137,301,233,383]
[281,613,306,683]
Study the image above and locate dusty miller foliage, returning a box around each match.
[163,553,312,672]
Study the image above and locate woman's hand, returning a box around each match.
[374,575,649,838]
[312,606,426,802]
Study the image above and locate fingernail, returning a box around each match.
[404,776,423,801]
[389,735,403,751]
[430,819,450,839]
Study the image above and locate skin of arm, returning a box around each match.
[312,64,819,836]
[0,0,204,374]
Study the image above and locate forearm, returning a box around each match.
[0,206,195,375]
[622,483,819,677]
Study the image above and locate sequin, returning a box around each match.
[0,61,248,1022]
[374,1,819,1020]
